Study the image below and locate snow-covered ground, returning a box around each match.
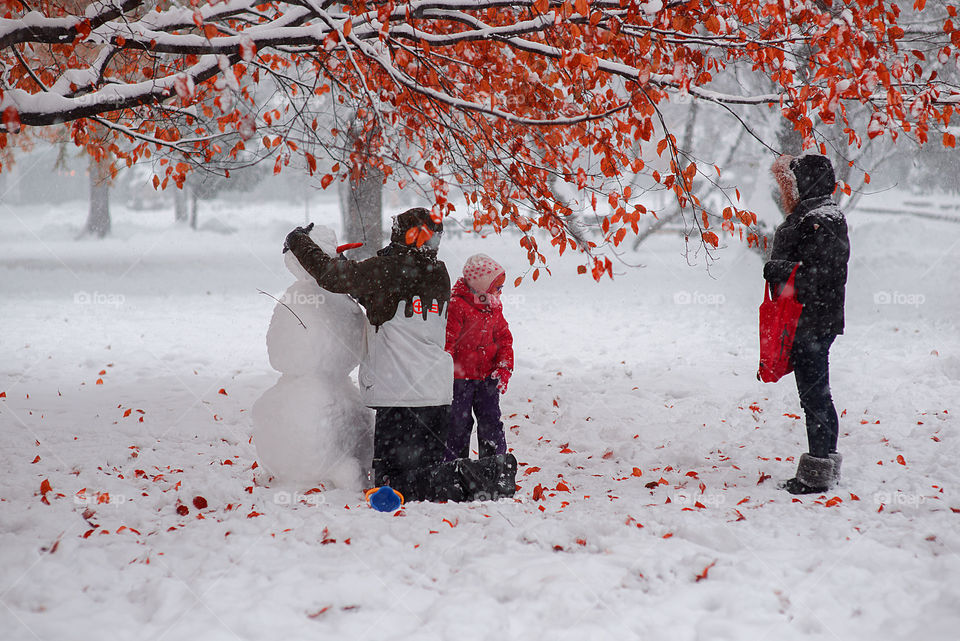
[2,189,959,641]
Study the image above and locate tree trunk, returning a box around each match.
[84,154,111,238]
[339,117,384,260]
[190,190,199,230]
[339,165,383,259]
[174,186,189,223]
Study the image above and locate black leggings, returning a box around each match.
[792,330,839,458]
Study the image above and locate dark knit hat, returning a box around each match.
[390,207,443,247]
[789,155,835,200]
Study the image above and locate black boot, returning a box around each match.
[829,452,842,481]
[779,453,836,495]
[391,461,466,503]
[458,453,517,501]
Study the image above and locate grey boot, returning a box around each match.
[779,453,836,495]
[828,452,842,482]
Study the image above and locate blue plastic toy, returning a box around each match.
[365,486,404,512]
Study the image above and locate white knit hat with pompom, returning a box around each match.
[463,254,506,294]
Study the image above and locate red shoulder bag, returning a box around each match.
[758,265,803,383]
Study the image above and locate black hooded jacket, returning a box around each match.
[285,208,450,329]
[763,156,850,336]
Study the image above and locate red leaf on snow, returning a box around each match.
[193,496,208,510]
[176,504,189,516]
[96,378,104,385]
[524,466,541,475]
[602,450,614,459]
[695,560,717,582]
[757,472,771,485]
[442,518,458,528]
[631,467,643,477]
[123,409,132,417]
[40,479,52,495]
[896,455,906,466]
[662,532,673,539]
[218,388,228,395]
[555,482,571,492]
[825,496,842,508]
[532,484,546,501]
[247,510,262,518]
[31,455,40,464]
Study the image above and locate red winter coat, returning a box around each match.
[445,278,513,380]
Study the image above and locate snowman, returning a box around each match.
[251,224,374,491]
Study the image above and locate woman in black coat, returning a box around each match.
[764,154,850,494]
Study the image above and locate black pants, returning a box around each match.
[792,330,839,458]
[372,405,450,500]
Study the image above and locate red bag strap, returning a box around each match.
[781,264,800,299]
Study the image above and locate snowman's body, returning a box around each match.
[251,225,374,490]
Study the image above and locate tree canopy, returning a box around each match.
[2,0,958,276]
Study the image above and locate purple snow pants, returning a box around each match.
[444,378,506,461]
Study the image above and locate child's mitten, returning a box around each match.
[493,367,511,394]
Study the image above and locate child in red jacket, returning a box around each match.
[444,254,514,461]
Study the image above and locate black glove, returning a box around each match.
[283,222,314,253]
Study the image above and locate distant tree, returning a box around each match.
[1,0,958,275]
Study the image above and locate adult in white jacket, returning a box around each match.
[284,208,457,501]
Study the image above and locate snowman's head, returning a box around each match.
[284,224,338,280]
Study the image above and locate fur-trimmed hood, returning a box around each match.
[771,154,836,213]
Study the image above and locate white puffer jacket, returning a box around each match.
[358,297,454,407]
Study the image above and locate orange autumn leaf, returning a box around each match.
[96,378,104,385]
[896,455,906,465]
[40,479,52,494]
[631,467,643,477]
[695,560,717,582]
[825,496,842,507]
